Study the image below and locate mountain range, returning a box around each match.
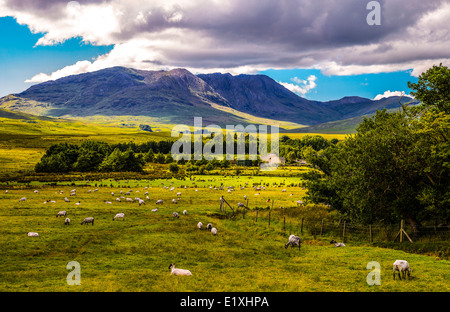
[0,66,416,131]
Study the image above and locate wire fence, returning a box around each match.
[218,202,450,244]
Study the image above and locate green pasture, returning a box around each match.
[0,179,448,292]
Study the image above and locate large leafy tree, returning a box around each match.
[304,64,450,230]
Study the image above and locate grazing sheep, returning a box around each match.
[27,232,39,237]
[176,192,182,196]
[138,199,145,206]
[206,223,212,230]
[56,210,67,217]
[126,198,134,202]
[330,239,346,247]
[243,195,247,200]
[64,197,70,202]
[151,208,158,212]
[172,198,178,204]
[64,218,70,225]
[197,222,203,230]
[156,199,163,204]
[393,260,412,280]
[116,198,121,202]
[34,190,39,193]
[113,213,125,221]
[81,217,94,225]
[211,227,217,235]
[183,210,187,216]
[238,202,245,208]
[173,212,180,219]
[75,201,81,206]
[19,197,26,202]
[169,263,192,276]
[285,234,301,250]
[105,201,112,204]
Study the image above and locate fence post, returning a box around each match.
[268,211,271,227]
[320,219,324,237]
[301,217,304,234]
[283,216,286,231]
[342,220,346,243]
[255,210,258,222]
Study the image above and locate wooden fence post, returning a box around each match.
[283,216,286,231]
[268,211,271,227]
[342,220,346,243]
[255,210,258,222]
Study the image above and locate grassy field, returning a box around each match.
[0,177,448,292]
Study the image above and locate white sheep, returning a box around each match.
[81,217,94,225]
[197,222,203,230]
[169,263,192,276]
[156,199,163,204]
[138,199,145,206]
[19,197,26,202]
[330,239,345,247]
[393,260,412,280]
[126,198,134,202]
[176,192,182,196]
[172,198,178,204]
[56,210,67,217]
[27,232,39,237]
[211,227,217,235]
[238,202,245,208]
[285,234,301,250]
[173,212,180,219]
[152,208,158,212]
[64,197,70,202]
[183,210,187,216]
[64,218,71,225]
[113,213,125,221]
[206,223,212,230]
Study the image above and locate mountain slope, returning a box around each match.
[0,66,416,129]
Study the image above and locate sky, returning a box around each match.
[0,0,449,101]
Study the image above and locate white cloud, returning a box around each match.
[0,0,448,83]
[279,75,317,96]
[373,90,408,101]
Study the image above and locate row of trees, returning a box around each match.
[303,64,450,231]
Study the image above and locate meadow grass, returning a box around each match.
[0,179,448,292]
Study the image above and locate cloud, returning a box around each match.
[373,90,408,100]
[279,75,317,96]
[1,0,449,82]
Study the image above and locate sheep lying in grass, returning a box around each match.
[81,217,94,225]
[56,210,67,217]
[27,232,39,237]
[330,239,346,247]
[64,218,70,225]
[285,234,301,250]
[169,263,192,276]
[113,213,125,221]
[393,260,412,280]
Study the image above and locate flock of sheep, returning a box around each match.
[13,184,413,280]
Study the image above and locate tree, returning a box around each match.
[169,163,179,173]
[304,63,450,230]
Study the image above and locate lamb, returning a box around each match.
[211,227,218,235]
[56,210,67,217]
[81,217,94,225]
[27,232,39,237]
[197,222,203,230]
[285,234,301,250]
[330,239,346,247]
[113,213,125,221]
[173,212,180,219]
[169,263,192,276]
[393,260,412,280]
[64,218,70,225]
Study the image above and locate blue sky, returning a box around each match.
[1,0,446,101]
